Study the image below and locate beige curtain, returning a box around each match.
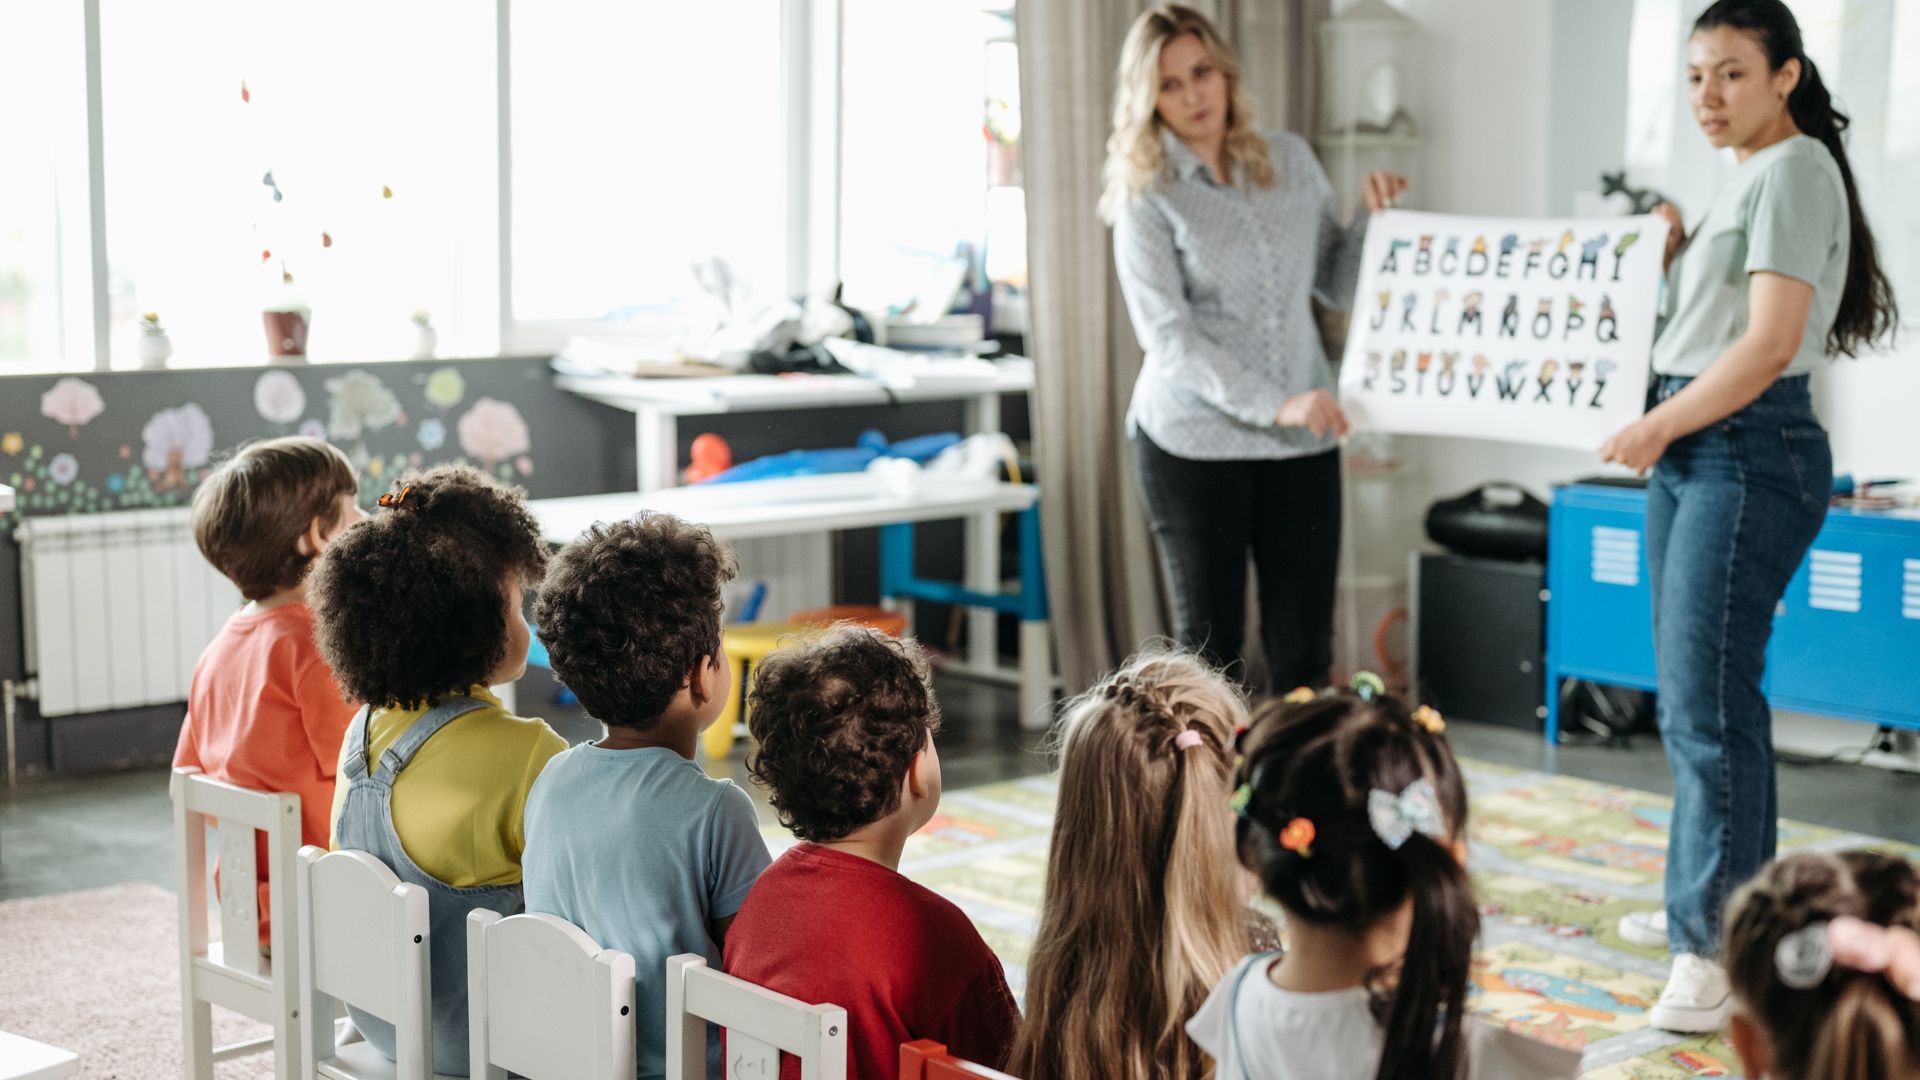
[1016,0,1324,694]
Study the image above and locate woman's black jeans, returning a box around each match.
[1132,431,1342,692]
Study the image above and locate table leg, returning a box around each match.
[1019,620,1053,730]
[963,392,1003,669]
[636,408,678,493]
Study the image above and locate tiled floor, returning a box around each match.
[3,668,1916,902]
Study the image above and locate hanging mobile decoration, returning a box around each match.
[240,80,250,103]
[262,170,283,203]
[321,231,332,248]
[381,185,393,199]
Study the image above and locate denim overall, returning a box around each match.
[335,697,525,1076]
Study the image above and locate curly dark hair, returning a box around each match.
[532,513,736,729]
[745,626,941,842]
[309,464,548,709]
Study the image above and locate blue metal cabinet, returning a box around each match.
[1544,483,1920,741]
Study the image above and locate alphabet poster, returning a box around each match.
[1338,210,1668,450]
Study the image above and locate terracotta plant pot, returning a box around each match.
[263,310,310,358]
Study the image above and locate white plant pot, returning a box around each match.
[136,332,172,370]
[412,324,439,360]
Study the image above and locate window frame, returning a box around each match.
[23,0,840,375]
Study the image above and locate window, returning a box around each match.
[0,4,89,370]
[508,2,785,340]
[99,0,496,368]
[838,1,1024,328]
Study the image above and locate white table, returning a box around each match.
[528,474,1053,727]
[0,1031,79,1080]
[554,360,1035,678]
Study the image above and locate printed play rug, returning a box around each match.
[776,760,1920,1080]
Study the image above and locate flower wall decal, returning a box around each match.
[41,378,106,437]
[457,397,531,469]
[253,370,307,425]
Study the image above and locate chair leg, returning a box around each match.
[182,995,215,1080]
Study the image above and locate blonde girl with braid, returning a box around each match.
[1009,647,1270,1080]
[1722,851,1920,1080]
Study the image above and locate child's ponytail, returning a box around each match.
[1724,851,1920,1080]
[1803,977,1919,1080]
[1235,687,1477,1080]
[1376,839,1478,1079]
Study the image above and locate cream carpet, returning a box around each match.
[0,883,273,1079]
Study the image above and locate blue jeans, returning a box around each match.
[1647,374,1830,958]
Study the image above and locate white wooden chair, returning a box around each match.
[296,846,459,1079]
[466,910,636,1080]
[172,766,304,1080]
[665,953,848,1080]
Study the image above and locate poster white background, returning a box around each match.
[1338,210,1668,450]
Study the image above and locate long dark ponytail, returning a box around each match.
[1235,692,1479,1080]
[1694,0,1898,357]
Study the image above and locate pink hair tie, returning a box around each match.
[1827,916,1893,974]
[1174,729,1205,750]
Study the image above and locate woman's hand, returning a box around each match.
[1277,390,1350,438]
[1598,415,1674,475]
[1363,172,1410,213]
[1654,202,1684,272]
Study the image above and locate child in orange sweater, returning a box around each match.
[173,436,366,944]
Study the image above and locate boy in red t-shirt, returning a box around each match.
[723,626,1019,1078]
[173,436,365,944]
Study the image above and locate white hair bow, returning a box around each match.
[1367,778,1446,850]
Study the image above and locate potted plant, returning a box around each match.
[136,312,173,369]
[263,265,311,362]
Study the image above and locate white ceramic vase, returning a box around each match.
[136,331,172,370]
[412,323,439,360]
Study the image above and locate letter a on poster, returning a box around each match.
[1338,210,1669,450]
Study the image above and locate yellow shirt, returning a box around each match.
[330,687,568,888]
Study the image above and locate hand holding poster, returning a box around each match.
[1337,210,1670,450]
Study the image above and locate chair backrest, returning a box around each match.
[467,910,636,1080]
[296,846,432,1079]
[665,953,848,1080]
[171,766,305,1078]
[899,1040,1020,1080]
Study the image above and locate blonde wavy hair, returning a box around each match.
[1008,646,1253,1080]
[1099,4,1275,223]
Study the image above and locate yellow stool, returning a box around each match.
[704,622,817,760]
[702,609,915,760]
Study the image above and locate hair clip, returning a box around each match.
[1174,729,1204,751]
[1283,686,1318,704]
[1776,921,1834,990]
[1229,783,1252,818]
[1367,777,1446,850]
[1411,705,1446,734]
[1279,817,1316,857]
[1350,671,1386,701]
[378,483,413,509]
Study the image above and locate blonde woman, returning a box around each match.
[1108,5,1407,691]
[1009,647,1268,1080]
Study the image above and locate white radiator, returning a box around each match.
[16,508,240,717]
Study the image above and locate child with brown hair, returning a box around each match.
[1190,681,1582,1079]
[723,625,1019,1080]
[174,435,364,946]
[1010,647,1265,1080]
[310,464,566,1077]
[1721,850,1920,1080]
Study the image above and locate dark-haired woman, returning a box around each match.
[1599,0,1899,1034]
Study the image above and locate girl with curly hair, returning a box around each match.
[311,464,567,1076]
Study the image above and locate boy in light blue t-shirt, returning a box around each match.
[523,513,769,1080]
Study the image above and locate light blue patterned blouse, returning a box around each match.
[1115,129,1367,460]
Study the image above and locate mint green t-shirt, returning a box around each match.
[1652,134,1849,378]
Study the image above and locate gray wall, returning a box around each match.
[1546,0,1634,215]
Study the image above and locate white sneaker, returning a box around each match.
[1649,954,1732,1033]
[1618,910,1669,948]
